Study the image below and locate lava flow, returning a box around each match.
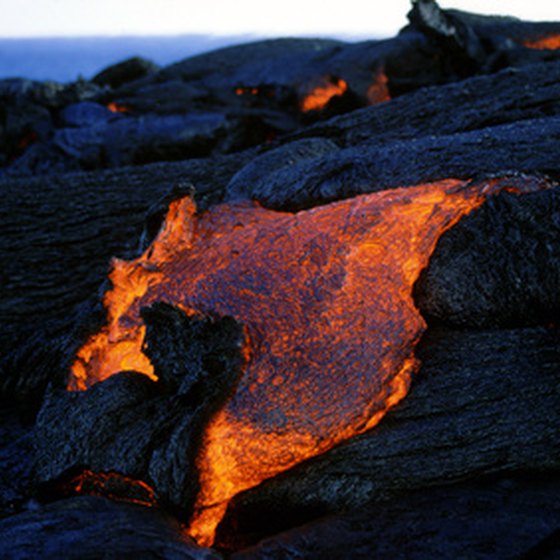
[69,177,527,546]
[300,76,348,112]
[523,34,560,50]
[59,469,157,508]
[107,101,131,113]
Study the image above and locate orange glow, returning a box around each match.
[367,68,391,105]
[69,197,196,390]
[235,87,259,96]
[300,76,348,112]
[62,469,157,508]
[68,177,546,545]
[523,34,560,49]
[107,102,130,113]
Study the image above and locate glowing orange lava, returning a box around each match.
[70,197,196,390]
[107,102,130,113]
[69,177,546,545]
[367,68,391,105]
[62,469,157,508]
[523,34,560,49]
[72,181,472,536]
[300,76,348,112]
[235,87,259,96]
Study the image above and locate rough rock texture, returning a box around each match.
[2,1,560,177]
[34,307,245,519]
[227,61,560,210]
[0,496,219,560]
[0,150,255,406]
[230,474,560,559]
[0,410,34,517]
[92,56,160,89]
[415,184,560,327]
[216,326,560,548]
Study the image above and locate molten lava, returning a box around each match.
[235,87,259,96]
[60,469,157,508]
[523,34,560,49]
[69,177,545,545]
[300,76,348,112]
[107,102,130,113]
[71,196,196,390]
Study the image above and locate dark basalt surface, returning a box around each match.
[1,1,560,557]
[415,184,560,328]
[216,325,560,551]
[0,410,34,518]
[230,473,560,559]
[34,307,245,520]
[226,61,560,210]
[0,496,219,560]
[2,0,560,178]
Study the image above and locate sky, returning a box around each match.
[0,0,558,39]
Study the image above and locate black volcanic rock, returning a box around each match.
[60,101,114,128]
[226,61,560,210]
[0,496,219,560]
[216,326,560,549]
[226,138,339,201]
[408,0,487,75]
[34,308,245,519]
[0,410,34,517]
[293,59,560,153]
[415,181,560,327]
[51,111,228,168]
[92,56,160,89]
[3,0,560,178]
[231,474,560,559]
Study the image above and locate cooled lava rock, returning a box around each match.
[2,0,560,177]
[229,473,560,559]
[415,180,560,327]
[92,56,160,89]
[216,325,560,551]
[0,496,218,560]
[34,308,245,520]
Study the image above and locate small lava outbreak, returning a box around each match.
[523,34,560,49]
[300,75,348,111]
[68,177,538,545]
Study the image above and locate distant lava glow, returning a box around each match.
[68,177,537,546]
[523,34,560,49]
[107,102,131,113]
[367,67,391,105]
[300,76,348,112]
